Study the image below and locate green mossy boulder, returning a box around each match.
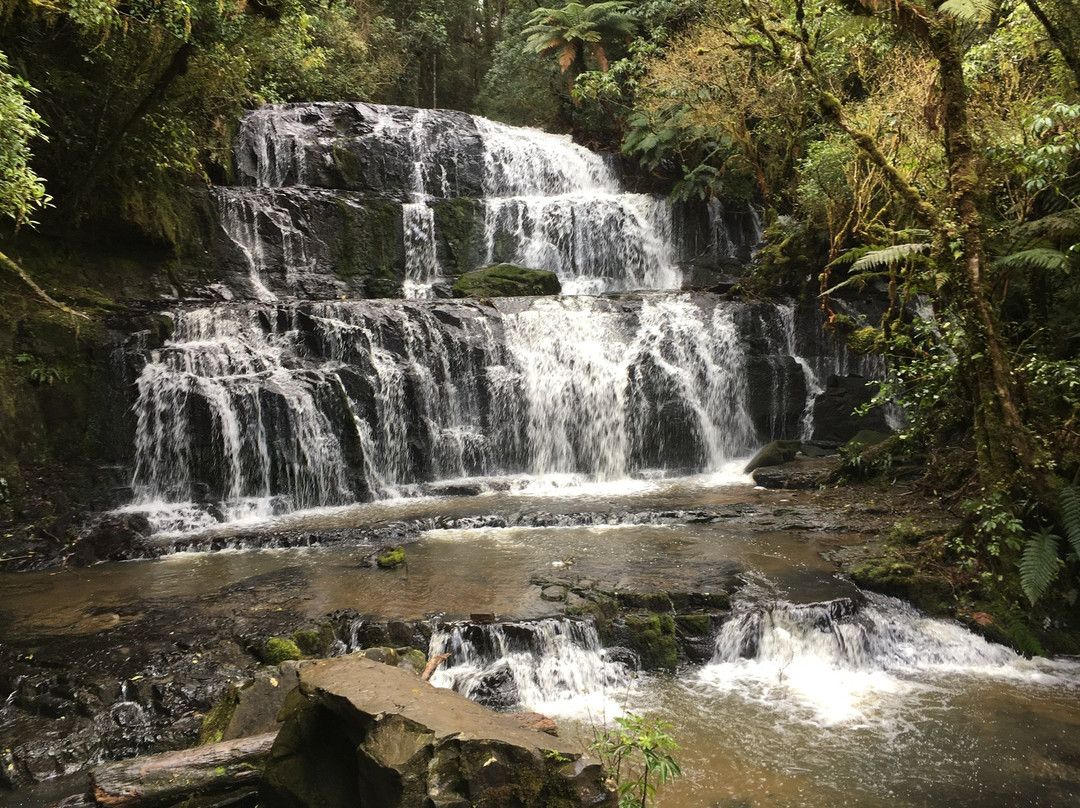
[265,637,303,665]
[744,440,801,473]
[452,264,561,298]
[621,614,678,671]
[377,546,406,569]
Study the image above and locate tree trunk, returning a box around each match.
[90,732,276,808]
[927,17,1055,504]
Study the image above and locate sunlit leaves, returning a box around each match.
[0,50,50,226]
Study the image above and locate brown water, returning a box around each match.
[3,476,1079,807]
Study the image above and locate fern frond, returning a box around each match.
[826,246,873,268]
[938,0,998,23]
[1012,211,1080,241]
[1019,528,1061,605]
[1060,484,1080,559]
[820,272,889,297]
[819,15,884,43]
[990,248,1070,273]
[850,243,931,272]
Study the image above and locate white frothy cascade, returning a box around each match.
[699,592,1032,726]
[128,296,824,531]
[428,619,632,718]
[221,103,682,297]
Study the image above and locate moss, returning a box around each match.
[622,613,678,671]
[265,637,303,665]
[401,648,428,673]
[851,560,951,611]
[198,687,240,745]
[292,623,336,657]
[431,198,481,275]
[615,592,673,612]
[674,614,713,636]
[377,546,406,569]
[847,326,884,355]
[452,264,561,298]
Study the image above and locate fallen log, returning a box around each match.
[90,732,276,808]
[421,651,451,681]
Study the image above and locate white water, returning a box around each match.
[429,619,633,719]
[128,297,820,532]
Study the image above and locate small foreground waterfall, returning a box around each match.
[428,619,632,718]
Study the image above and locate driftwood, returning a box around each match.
[90,732,276,808]
[421,652,452,681]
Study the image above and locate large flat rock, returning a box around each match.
[261,654,614,808]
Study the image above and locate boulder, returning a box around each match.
[451,264,561,298]
[743,440,801,473]
[260,655,615,808]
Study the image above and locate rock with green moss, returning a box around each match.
[264,637,303,665]
[744,440,801,473]
[452,264,561,298]
[377,546,406,569]
[292,623,336,657]
[619,613,678,671]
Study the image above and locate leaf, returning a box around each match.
[850,243,931,272]
[938,0,998,23]
[1019,528,1061,605]
[990,248,1070,273]
[1061,485,1080,559]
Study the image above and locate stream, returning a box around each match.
[3,476,1080,807]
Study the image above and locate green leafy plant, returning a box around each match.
[590,713,681,808]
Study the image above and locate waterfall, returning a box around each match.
[128,296,827,530]
[700,592,1025,725]
[220,102,683,297]
[428,619,632,718]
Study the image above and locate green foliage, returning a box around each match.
[1019,527,1061,605]
[1061,484,1080,558]
[523,2,636,75]
[590,713,681,808]
[0,49,49,226]
[938,0,998,23]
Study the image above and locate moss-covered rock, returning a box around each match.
[744,440,801,473]
[377,546,406,569]
[621,614,678,671]
[265,637,303,665]
[452,264,561,298]
[292,623,336,657]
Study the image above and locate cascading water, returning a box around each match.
[428,619,632,718]
[220,102,683,298]
[127,296,825,531]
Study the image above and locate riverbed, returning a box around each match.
[2,475,1079,806]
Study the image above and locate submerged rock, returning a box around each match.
[260,654,614,808]
[452,264,562,298]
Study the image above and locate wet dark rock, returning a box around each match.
[69,512,152,566]
[811,374,891,443]
[751,457,841,489]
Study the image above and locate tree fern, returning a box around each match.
[990,248,1070,273]
[938,0,999,23]
[850,242,931,272]
[1061,484,1080,559]
[1019,528,1061,605]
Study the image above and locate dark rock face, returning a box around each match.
[452,264,562,298]
[811,374,891,443]
[260,655,614,808]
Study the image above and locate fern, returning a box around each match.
[850,242,931,272]
[1019,528,1061,605]
[938,0,998,23]
[989,248,1070,273]
[1061,484,1080,560]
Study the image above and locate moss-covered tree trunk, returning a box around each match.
[926,17,1055,506]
